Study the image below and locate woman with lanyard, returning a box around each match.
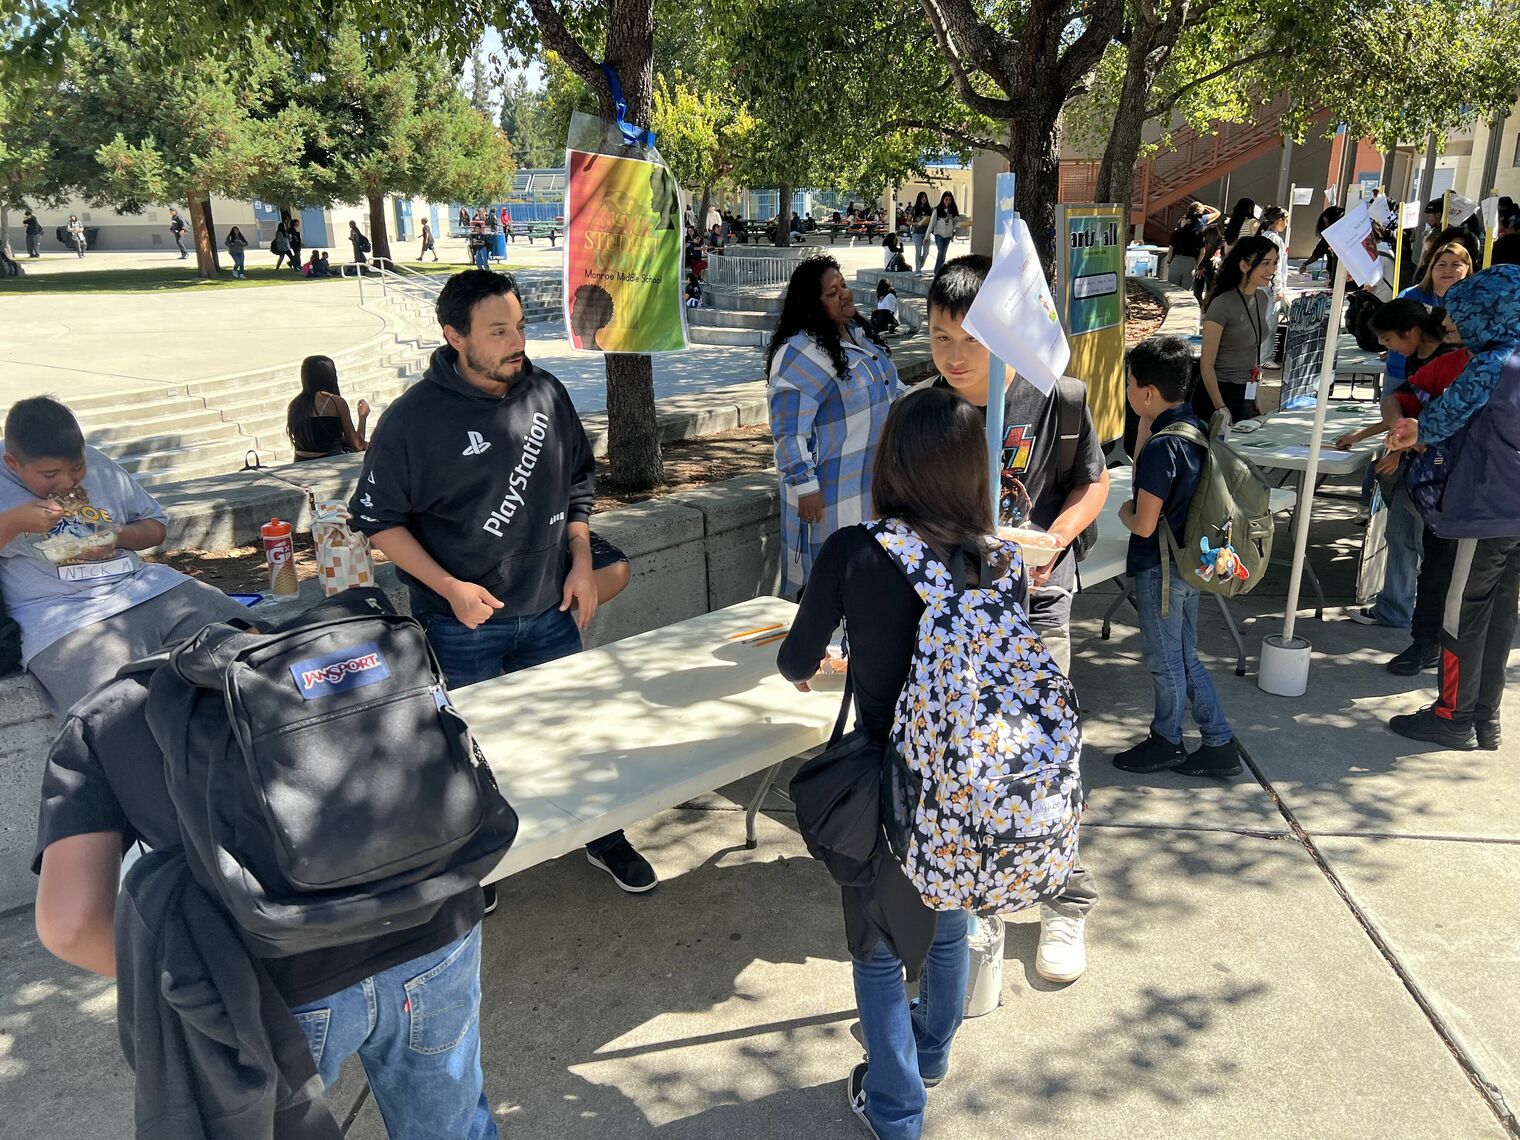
[1254,206,1291,361]
[768,256,901,597]
[1197,235,1278,424]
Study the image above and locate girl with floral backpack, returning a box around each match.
[779,386,1082,1140]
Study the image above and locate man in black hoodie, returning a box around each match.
[350,269,658,897]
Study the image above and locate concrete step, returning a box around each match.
[687,308,774,330]
[119,441,278,484]
[76,405,226,446]
[86,422,247,460]
[854,269,931,296]
[688,326,768,348]
[68,387,202,414]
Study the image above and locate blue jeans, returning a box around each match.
[1134,564,1232,746]
[852,909,971,1140]
[290,925,498,1140]
[932,235,951,275]
[911,229,929,272]
[423,601,624,858]
[473,246,490,270]
[1372,491,1421,629]
[230,248,245,273]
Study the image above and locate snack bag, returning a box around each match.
[311,500,376,597]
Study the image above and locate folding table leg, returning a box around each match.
[745,761,786,849]
[1214,595,1248,675]
[1101,581,1133,640]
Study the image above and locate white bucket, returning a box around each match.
[963,915,1005,1018]
[1259,633,1312,697]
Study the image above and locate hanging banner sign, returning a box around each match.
[1054,204,1127,443]
[962,216,1069,396]
[1322,200,1382,288]
[564,148,688,354]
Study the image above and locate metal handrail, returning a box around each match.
[706,254,814,291]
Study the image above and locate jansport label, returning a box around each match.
[289,641,391,700]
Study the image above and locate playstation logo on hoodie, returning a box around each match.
[462,430,492,457]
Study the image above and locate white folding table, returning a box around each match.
[449,596,838,883]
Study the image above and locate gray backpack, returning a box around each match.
[1151,409,1274,614]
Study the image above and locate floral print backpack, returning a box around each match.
[868,519,1083,916]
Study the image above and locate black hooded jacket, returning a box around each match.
[350,346,596,619]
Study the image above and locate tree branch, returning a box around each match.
[1055,0,1126,96]
[917,0,1017,115]
[886,117,1008,157]
[524,0,609,107]
[1145,46,1276,117]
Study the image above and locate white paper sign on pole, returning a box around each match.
[1325,187,1338,207]
[1367,193,1394,227]
[1322,200,1383,288]
[1291,186,1314,206]
[961,217,1069,396]
[1400,199,1421,228]
[1481,196,1500,233]
[1446,192,1479,225]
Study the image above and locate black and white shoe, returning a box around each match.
[1345,606,1381,626]
[587,839,659,893]
[846,1061,879,1137]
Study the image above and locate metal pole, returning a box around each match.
[1275,136,1295,206]
[1281,258,1349,644]
[1414,133,1438,252]
[1479,111,1508,200]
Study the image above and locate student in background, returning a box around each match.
[1114,336,1240,777]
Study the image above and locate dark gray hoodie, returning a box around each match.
[350,346,595,619]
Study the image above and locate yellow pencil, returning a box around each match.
[728,623,783,640]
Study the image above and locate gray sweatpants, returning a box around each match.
[28,579,250,716]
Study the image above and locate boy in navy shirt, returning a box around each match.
[1115,337,1240,777]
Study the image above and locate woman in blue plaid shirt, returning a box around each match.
[767,257,902,595]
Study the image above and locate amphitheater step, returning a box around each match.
[688,326,768,348]
[687,308,774,330]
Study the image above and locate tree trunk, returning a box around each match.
[0,205,9,247]
[1010,104,1064,279]
[1093,26,1158,216]
[597,0,663,492]
[202,196,221,272]
[773,181,793,246]
[367,194,392,264]
[697,184,712,235]
[187,190,218,279]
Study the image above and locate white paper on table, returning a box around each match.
[1323,200,1382,288]
[1292,187,1314,206]
[961,216,1069,396]
[1367,194,1394,227]
[1446,192,1479,225]
[1482,196,1500,234]
[1400,199,1421,228]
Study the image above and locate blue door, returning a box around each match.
[299,206,329,248]
[394,198,415,243]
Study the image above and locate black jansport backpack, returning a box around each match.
[146,588,518,957]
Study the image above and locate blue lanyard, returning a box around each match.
[600,64,657,150]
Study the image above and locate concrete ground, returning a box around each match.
[1,491,1515,1139]
[0,232,912,407]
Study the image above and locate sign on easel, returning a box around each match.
[1055,203,1126,444]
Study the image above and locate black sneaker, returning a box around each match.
[846,1061,879,1137]
[1476,719,1502,751]
[587,839,659,893]
[1387,643,1440,676]
[482,883,498,916]
[1112,732,1185,773]
[1172,739,1243,778]
[1388,707,1477,751]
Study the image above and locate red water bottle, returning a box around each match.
[260,517,299,596]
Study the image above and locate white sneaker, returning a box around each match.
[1035,907,1087,983]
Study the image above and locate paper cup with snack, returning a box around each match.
[34,526,119,563]
[996,524,1063,569]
